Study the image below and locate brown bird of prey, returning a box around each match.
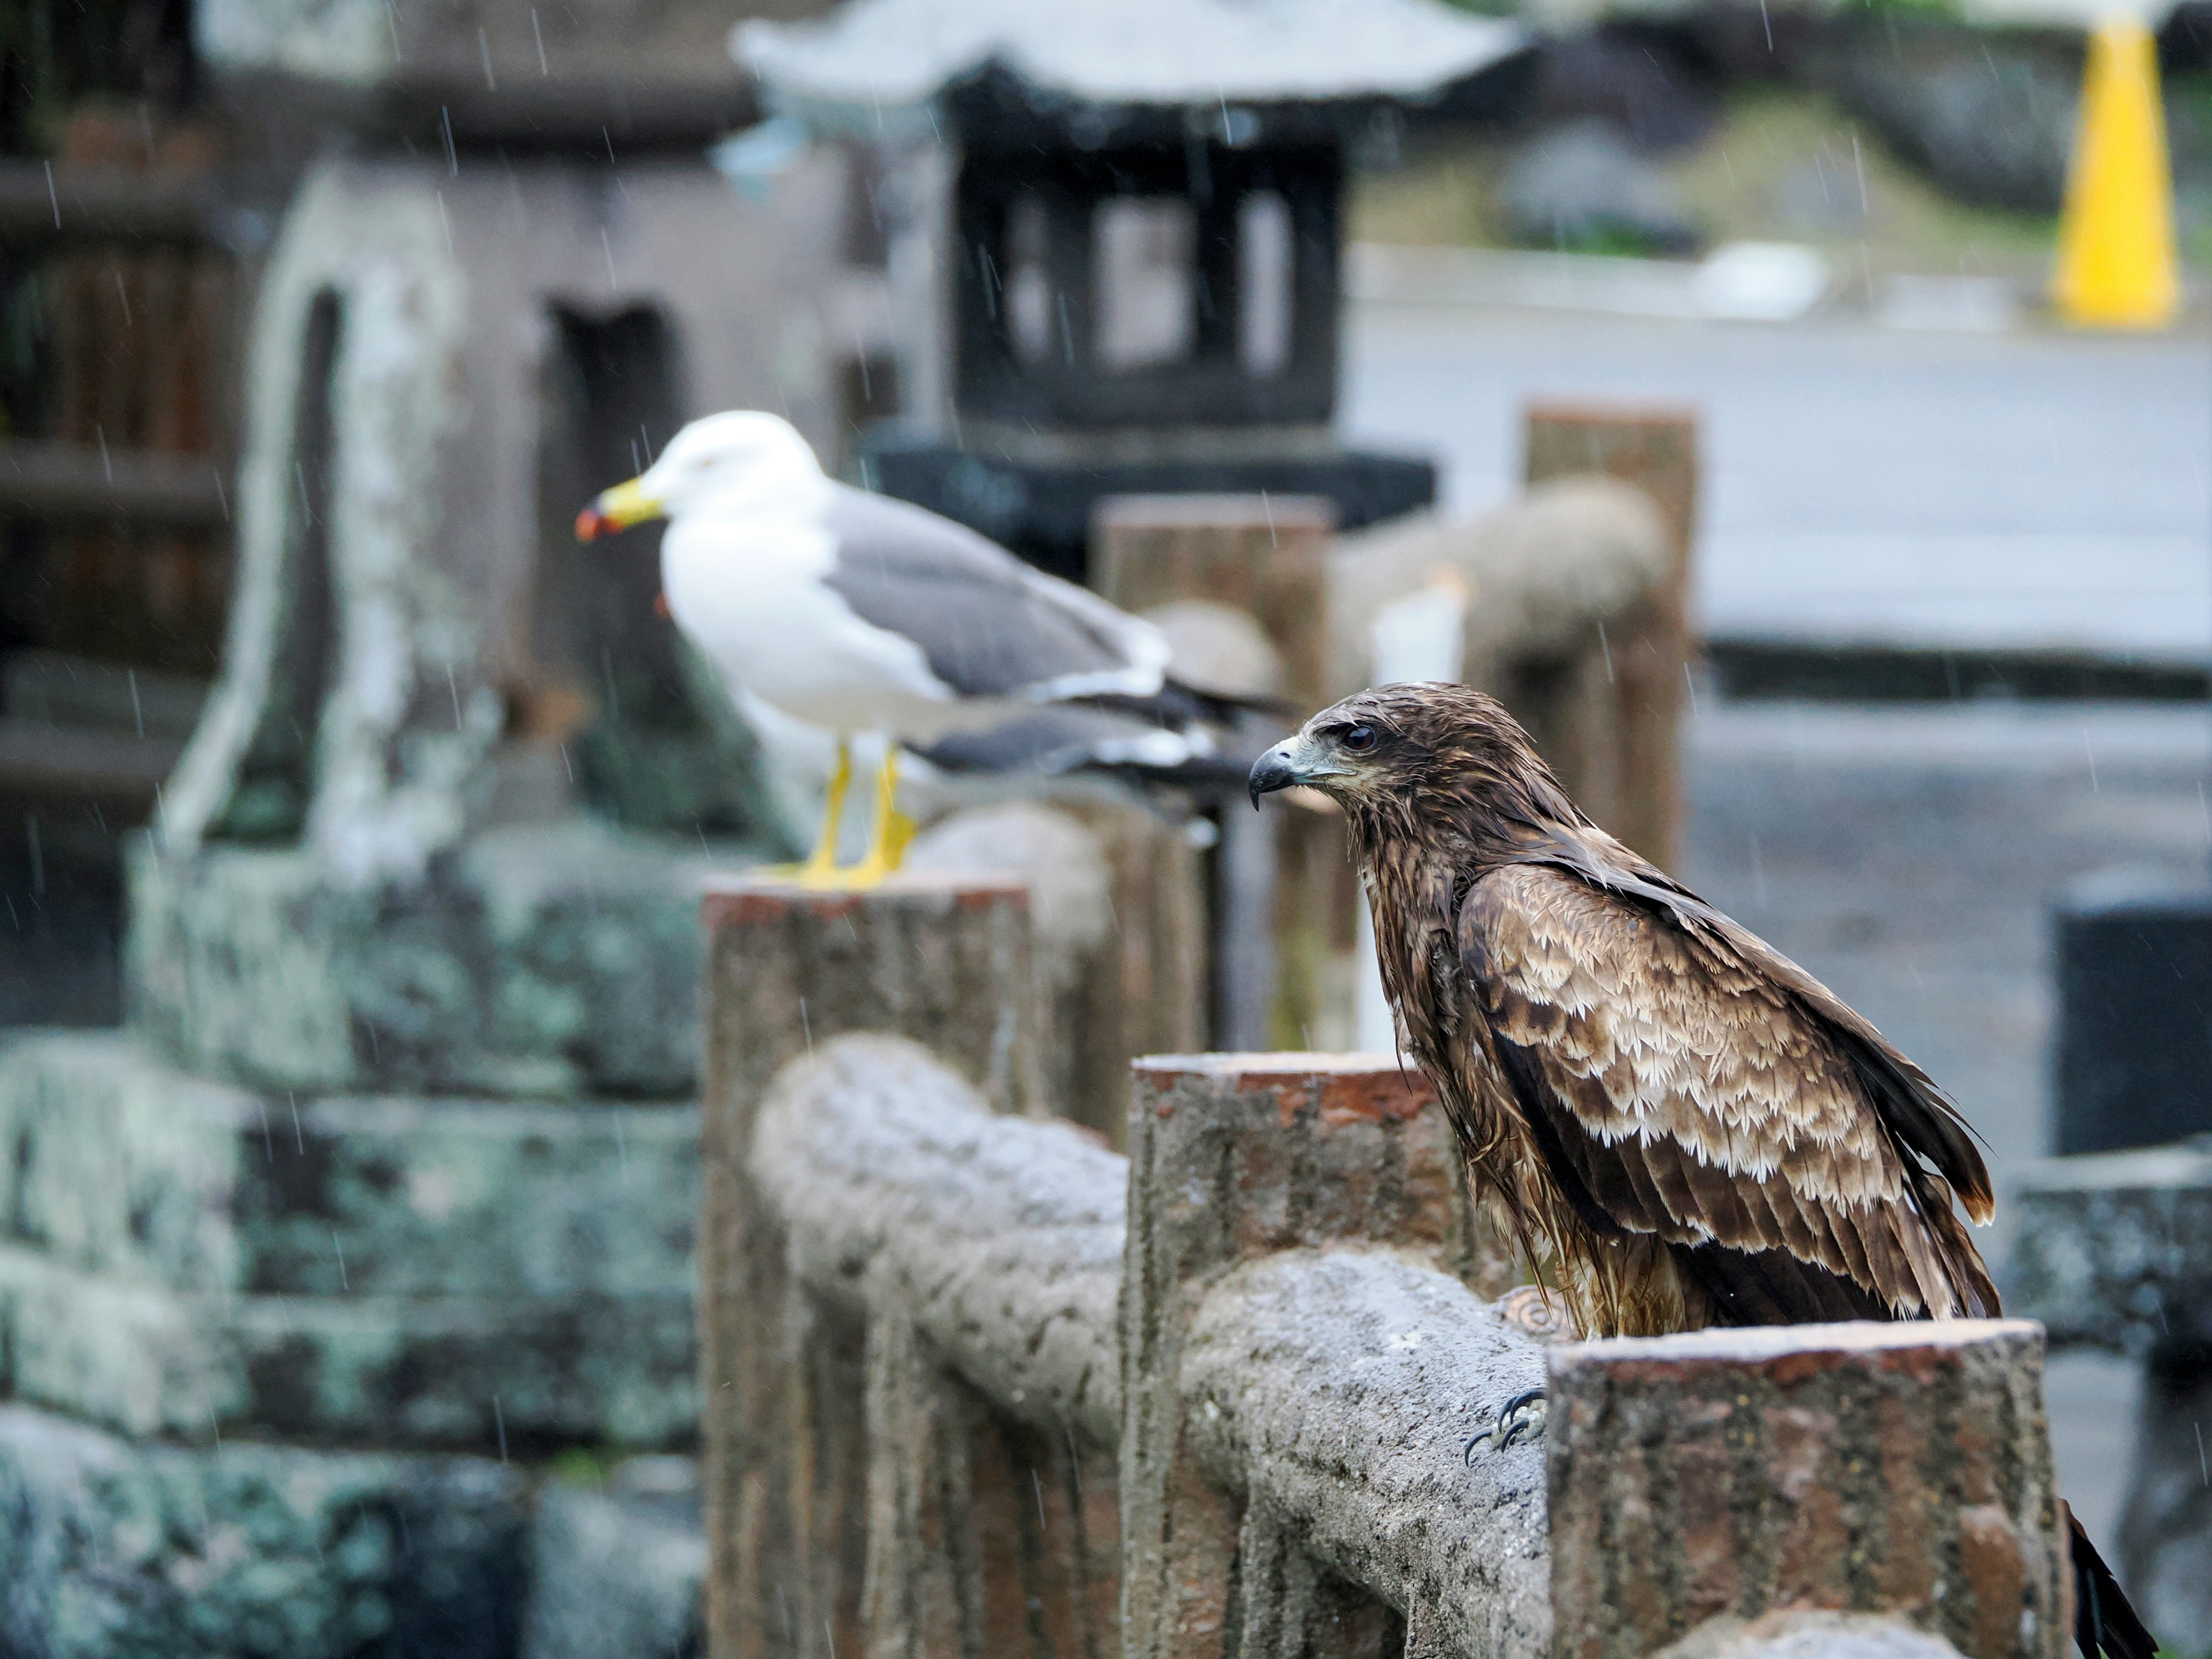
[1248,681,2153,1659]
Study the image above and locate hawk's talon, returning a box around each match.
[1495,1387,1547,1449]
[1466,1389,1547,1458]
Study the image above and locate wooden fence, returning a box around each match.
[696,875,2074,1659]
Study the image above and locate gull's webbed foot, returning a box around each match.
[764,738,854,887]
[843,745,914,887]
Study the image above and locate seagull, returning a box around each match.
[576,411,1244,886]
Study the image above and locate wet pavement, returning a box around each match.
[1346,301,2212,662]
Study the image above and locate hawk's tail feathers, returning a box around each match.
[1914,1179,2002,1319]
[2068,1505,2156,1659]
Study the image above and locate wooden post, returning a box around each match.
[1119,1055,1521,1659]
[1090,495,1349,1051]
[1524,403,1697,873]
[698,873,1044,1659]
[906,796,1206,1149]
[858,1256,1122,1659]
[1090,494,1334,709]
[750,1034,1128,1659]
[1548,1321,2070,1659]
[1051,797,1207,1146]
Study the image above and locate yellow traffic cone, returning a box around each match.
[2052,17,2180,329]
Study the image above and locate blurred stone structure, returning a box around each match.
[2009,1143,2212,1642]
[740,0,1531,581]
[0,0,865,1649]
[2051,874,2212,1156]
[2029,872,2212,1638]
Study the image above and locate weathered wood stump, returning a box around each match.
[907,797,1205,1147]
[1092,494,1334,707]
[698,873,1044,1659]
[1524,403,1698,872]
[1547,1320,2070,1659]
[1120,1054,1527,1659]
[1091,494,1349,1052]
[751,1035,1126,1659]
[2009,1143,2212,1638]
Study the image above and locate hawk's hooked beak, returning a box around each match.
[1249,733,1339,809]
[575,478,665,541]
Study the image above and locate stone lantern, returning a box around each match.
[741,0,1530,579]
[0,1,860,1647]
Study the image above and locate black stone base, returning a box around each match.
[862,439,1437,583]
[2054,875,2212,1154]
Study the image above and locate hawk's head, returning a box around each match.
[1248,683,1565,828]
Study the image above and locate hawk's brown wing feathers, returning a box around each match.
[1502,827,1995,1225]
[1457,856,1998,1328]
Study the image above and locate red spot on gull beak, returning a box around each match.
[575,507,610,541]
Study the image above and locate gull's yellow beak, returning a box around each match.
[574,478,665,541]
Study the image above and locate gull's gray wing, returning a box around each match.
[821,486,1165,702]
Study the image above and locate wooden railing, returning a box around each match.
[696,874,2074,1659]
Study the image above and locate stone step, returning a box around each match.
[127,823,742,1100]
[0,1400,529,1658]
[2007,1140,2212,1349]
[0,1242,696,1449]
[0,1032,698,1298]
[524,1460,706,1659]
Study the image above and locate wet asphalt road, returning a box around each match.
[1345,301,2212,660]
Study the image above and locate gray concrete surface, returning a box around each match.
[1678,700,2211,1234]
[524,1460,704,1659]
[1345,303,2212,661]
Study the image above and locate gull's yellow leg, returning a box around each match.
[846,744,916,888]
[791,738,851,887]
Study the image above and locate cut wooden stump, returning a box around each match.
[907,796,1205,1147]
[1091,494,1345,1051]
[1547,1320,2069,1659]
[1120,1054,1527,1659]
[698,873,1044,1659]
[1524,402,1697,873]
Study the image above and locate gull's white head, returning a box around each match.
[575,410,825,540]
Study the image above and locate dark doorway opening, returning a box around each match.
[212,289,342,845]
[535,306,780,842]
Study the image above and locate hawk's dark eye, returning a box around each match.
[1342,724,1380,753]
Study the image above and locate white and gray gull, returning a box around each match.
[576,411,1244,885]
